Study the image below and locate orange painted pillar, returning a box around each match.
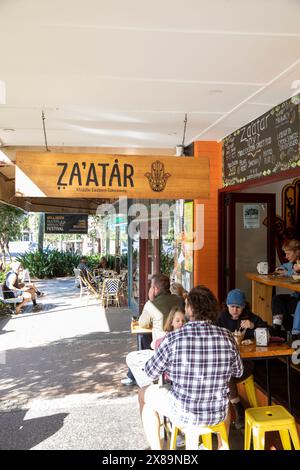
[193,141,222,297]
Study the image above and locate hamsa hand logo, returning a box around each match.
[144,160,171,192]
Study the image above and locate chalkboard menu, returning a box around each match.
[45,214,88,234]
[222,95,300,187]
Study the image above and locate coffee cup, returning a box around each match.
[257,261,269,275]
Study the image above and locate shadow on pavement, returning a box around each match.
[0,408,68,449]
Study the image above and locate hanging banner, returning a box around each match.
[15,152,209,200]
[45,213,88,234]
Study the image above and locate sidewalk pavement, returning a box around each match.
[0,277,244,450]
[0,277,148,449]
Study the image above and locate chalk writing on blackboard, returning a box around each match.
[222,95,300,187]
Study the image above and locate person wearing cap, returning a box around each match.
[217,288,268,429]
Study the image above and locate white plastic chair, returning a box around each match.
[73,268,88,301]
[22,269,31,283]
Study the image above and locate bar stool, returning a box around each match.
[170,421,229,450]
[240,375,258,408]
[244,405,300,450]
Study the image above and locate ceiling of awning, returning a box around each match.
[0,0,300,149]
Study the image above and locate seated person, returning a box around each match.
[121,274,184,386]
[291,301,300,339]
[98,257,109,270]
[77,256,91,279]
[2,262,41,314]
[217,288,268,429]
[126,307,186,388]
[139,286,243,450]
[170,282,187,299]
[272,238,300,334]
[18,267,46,298]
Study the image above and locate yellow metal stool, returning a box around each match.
[240,374,258,408]
[170,421,229,450]
[245,405,300,450]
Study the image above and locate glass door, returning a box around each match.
[219,192,276,303]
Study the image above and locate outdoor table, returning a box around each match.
[245,272,300,324]
[131,321,152,350]
[239,341,295,412]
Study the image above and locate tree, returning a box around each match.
[37,213,44,253]
[89,215,104,254]
[0,203,27,269]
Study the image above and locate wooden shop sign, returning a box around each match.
[15,152,209,200]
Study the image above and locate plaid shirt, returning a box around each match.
[145,321,243,426]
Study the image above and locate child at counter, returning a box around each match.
[272,238,300,335]
[126,307,186,388]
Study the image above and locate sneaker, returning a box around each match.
[176,434,185,448]
[198,443,209,450]
[37,291,47,297]
[121,377,136,386]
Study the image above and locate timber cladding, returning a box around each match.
[15,152,210,200]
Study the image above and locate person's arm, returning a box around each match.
[230,337,244,378]
[6,273,22,292]
[138,301,153,328]
[275,262,292,276]
[252,313,268,329]
[151,332,166,350]
[144,338,170,380]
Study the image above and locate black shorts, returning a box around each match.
[3,290,20,300]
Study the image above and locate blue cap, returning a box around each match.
[226,289,246,307]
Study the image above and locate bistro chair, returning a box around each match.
[101,278,121,308]
[74,268,88,301]
[244,405,300,450]
[20,268,31,283]
[80,275,102,304]
[73,268,81,286]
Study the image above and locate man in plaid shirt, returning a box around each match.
[139,285,243,450]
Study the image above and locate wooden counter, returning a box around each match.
[131,321,152,335]
[239,341,294,359]
[245,273,300,324]
[239,340,295,411]
[131,320,152,350]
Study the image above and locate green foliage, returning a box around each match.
[0,269,7,284]
[0,204,26,242]
[17,250,80,278]
[0,204,27,266]
[15,250,128,279]
[160,251,174,277]
[85,254,102,270]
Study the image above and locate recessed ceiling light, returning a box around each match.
[209,89,223,95]
[2,128,15,131]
